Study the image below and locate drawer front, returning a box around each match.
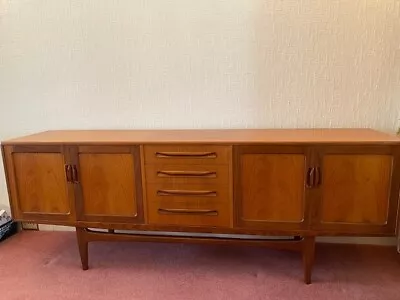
[145,164,230,185]
[146,183,231,204]
[147,201,231,227]
[144,145,231,165]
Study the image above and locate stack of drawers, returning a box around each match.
[143,145,232,227]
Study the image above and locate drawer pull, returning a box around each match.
[158,208,218,216]
[157,189,217,197]
[157,170,217,178]
[155,151,217,158]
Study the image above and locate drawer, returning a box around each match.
[145,164,230,185]
[144,145,231,165]
[147,200,231,227]
[146,183,231,204]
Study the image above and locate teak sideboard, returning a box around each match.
[2,129,400,284]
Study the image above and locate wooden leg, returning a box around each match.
[76,227,89,270]
[108,229,115,234]
[302,236,316,284]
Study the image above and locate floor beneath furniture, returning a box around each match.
[0,231,399,300]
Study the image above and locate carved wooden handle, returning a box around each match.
[72,165,79,183]
[157,170,217,178]
[64,165,72,183]
[158,208,218,216]
[157,189,217,197]
[306,167,315,188]
[155,151,217,158]
[315,167,321,186]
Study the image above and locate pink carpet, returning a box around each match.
[0,232,399,300]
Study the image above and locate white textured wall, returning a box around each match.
[0,0,399,236]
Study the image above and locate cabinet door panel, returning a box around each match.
[79,154,137,217]
[2,145,75,222]
[14,153,70,214]
[73,146,144,223]
[241,154,305,222]
[235,146,311,231]
[313,146,400,235]
[322,155,391,224]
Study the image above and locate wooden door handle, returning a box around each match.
[72,165,79,183]
[64,165,73,183]
[158,208,218,216]
[157,189,217,197]
[306,167,315,188]
[155,151,217,158]
[315,167,321,186]
[157,170,217,178]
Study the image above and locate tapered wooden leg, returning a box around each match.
[76,227,89,270]
[302,236,315,284]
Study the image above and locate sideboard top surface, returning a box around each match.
[2,129,400,145]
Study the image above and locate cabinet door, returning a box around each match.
[2,145,75,222]
[72,146,144,223]
[312,146,400,235]
[235,146,312,231]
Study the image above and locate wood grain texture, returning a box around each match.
[321,154,392,224]
[13,153,71,215]
[311,145,400,235]
[240,154,306,222]
[234,146,313,231]
[78,153,137,217]
[3,129,400,145]
[72,146,144,224]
